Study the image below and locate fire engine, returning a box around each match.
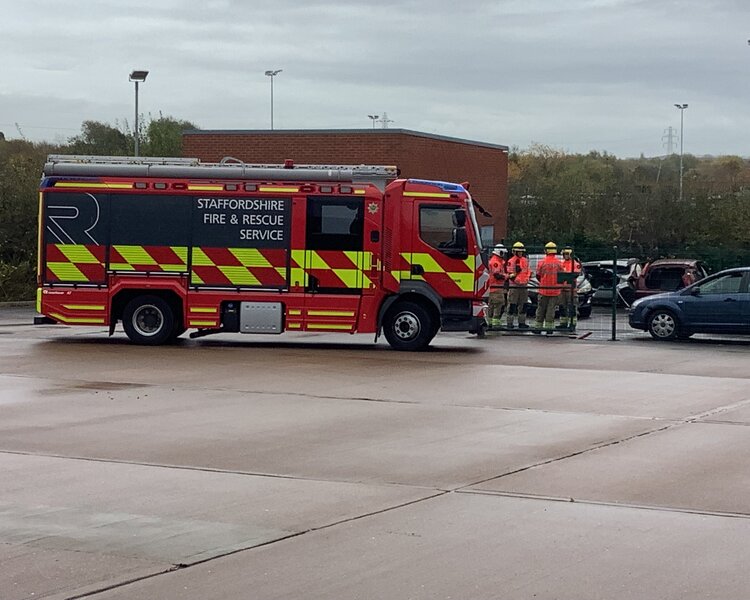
[35,155,488,350]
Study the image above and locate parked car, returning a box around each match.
[628,267,750,340]
[582,259,640,305]
[617,258,709,307]
[524,254,593,319]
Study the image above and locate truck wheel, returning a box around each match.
[383,301,435,351]
[122,295,175,346]
[647,309,679,341]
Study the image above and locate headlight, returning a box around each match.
[577,279,592,294]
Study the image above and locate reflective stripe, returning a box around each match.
[217,266,260,286]
[54,182,132,189]
[258,186,298,193]
[287,322,302,329]
[189,320,217,327]
[354,189,366,195]
[49,312,105,324]
[189,307,218,314]
[307,323,352,330]
[62,304,105,311]
[36,288,42,313]
[288,309,302,316]
[307,310,355,317]
[228,248,272,267]
[188,185,223,191]
[403,191,451,198]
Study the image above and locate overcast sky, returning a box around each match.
[2,0,749,157]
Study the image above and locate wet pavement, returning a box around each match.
[1,305,749,599]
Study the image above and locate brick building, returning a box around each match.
[182,129,508,242]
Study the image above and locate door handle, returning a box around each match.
[411,264,425,276]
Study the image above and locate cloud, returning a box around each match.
[2,0,749,156]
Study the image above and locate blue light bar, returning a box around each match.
[408,179,466,193]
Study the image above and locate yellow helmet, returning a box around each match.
[512,241,525,252]
[545,241,557,254]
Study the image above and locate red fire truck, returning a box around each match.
[35,155,488,350]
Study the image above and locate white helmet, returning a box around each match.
[492,244,507,257]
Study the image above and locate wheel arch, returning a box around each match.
[377,283,442,333]
[110,288,184,334]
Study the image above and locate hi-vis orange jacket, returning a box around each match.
[506,255,530,285]
[537,254,563,296]
[488,256,507,289]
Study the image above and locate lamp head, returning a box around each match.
[129,70,149,82]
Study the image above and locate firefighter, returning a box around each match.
[505,241,531,329]
[486,244,508,329]
[558,245,582,331]
[534,241,563,334]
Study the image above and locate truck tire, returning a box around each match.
[647,308,679,341]
[383,301,435,351]
[122,295,175,346]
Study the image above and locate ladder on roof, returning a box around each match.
[43,155,399,191]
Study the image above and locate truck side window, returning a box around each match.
[307,197,363,251]
[419,206,467,258]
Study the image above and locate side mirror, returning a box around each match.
[690,287,701,296]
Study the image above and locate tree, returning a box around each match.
[67,120,130,155]
[141,114,200,157]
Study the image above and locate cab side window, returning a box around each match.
[419,206,467,258]
[306,197,363,251]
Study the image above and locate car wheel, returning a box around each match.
[122,295,175,346]
[383,301,435,351]
[647,309,679,341]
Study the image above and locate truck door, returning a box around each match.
[303,196,365,332]
[406,202,475,299]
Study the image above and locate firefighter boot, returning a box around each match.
[544,320,555,335]
[517,309,529,329]
[505,305,517,329]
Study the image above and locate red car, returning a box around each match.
[617,258,709,306]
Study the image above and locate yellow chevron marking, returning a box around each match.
[192,248,215,266]
[229,248,271,267]
[189,307,218,314]
[307,310,355,317]
[306,251,330,270]
[172,247,188,262]
[451,272,474,292]
[109,263,135,271]
[56,244,100,264]
[62,304,105,311]
[332,269,359,288]
[218,266,260,286]
[113,245,158,265]
[404,252,445,273]
[47,262,88,281]
[403,191,451,198]
[190,272,205,285]
[49,312,104,324]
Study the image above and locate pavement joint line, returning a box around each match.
[452,422,676,492]
[67,491,448,599]
[0,448,439,492]
[683,396,750,422]
[456,488,750,521]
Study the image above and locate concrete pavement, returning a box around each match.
[1,306,749,599]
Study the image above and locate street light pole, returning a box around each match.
[129,70,149,157]
[367,114,379,129]
[674,103,688,201]
[264,69,282,130]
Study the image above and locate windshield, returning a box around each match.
[465,196,483,252]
